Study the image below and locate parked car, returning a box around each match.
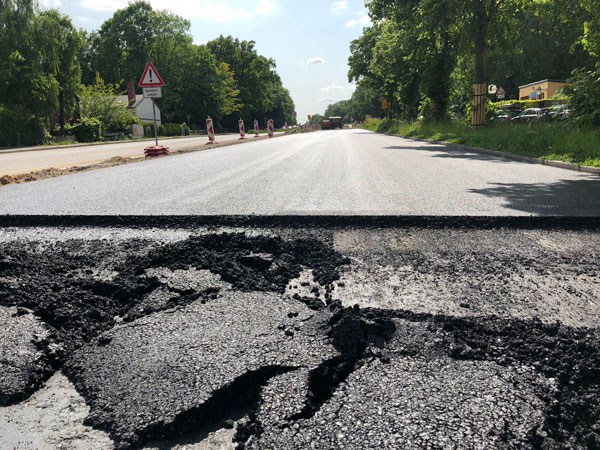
[511,108,545,123]
[545,104,567,120]
[491,110,518,122]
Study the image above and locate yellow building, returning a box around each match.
[518,79,568,100]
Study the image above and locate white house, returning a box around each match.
[116,81,162,125]
[116,94,162,126]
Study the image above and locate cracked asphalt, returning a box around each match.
[1,219,599,449]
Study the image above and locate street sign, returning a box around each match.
[139,60,165,87]
[488,84,497,94]
[143,87,162,98]
[308,115,312,121]
[381,98,388,110]
[496,86,506,100]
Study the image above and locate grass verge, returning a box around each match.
[364,118,600,168]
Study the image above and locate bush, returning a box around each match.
[158,122,185,136]
[0,107,49,147]
[563,67,600,127]
[71,117,103,142]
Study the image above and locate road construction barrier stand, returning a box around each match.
[206,118,215,144]
[268,119,274,137]
[284,121,288,132]
[239,119,246,139]
[144,145,169,157]
[254,119,259,137]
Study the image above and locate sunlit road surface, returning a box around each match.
[0,129,598,215]
[0,133,279,176]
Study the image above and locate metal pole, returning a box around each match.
[152,98,158,147]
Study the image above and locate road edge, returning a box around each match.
[381,132,600,176]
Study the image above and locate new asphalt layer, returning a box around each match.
[1,218,599,449]
[0,130,599,215]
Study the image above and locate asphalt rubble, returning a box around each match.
[0,219,599,449]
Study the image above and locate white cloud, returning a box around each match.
[80,0,278,22]
[194,40,208,46]
[39,0,62,7]
[319,97,339,103]
[345,19,356,27]
[331,0,348,11]
[80,0,126,12]
[358,10,371,25]
[307,57,326,65]
[321,84,346,92]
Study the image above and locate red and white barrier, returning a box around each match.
[268,119,274,137]
[238,119,246,139]
[284,121,288,131]
[206,118,215,144]
[253,119,259,137]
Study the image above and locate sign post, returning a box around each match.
[139,60,167,156]
[496,86,506,100]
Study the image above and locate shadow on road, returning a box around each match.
[384,144,523,164]
[468,178,600,215]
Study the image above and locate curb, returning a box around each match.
[383,132,600,176]
[0,134,227,155]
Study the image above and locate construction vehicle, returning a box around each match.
[321,116,343,130]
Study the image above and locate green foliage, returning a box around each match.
[563,67,600,127]
[0,106,49,147]
[157,123,184,136]
[79,75,138,132]
[355,0,598,124]
[0,0,83,142]
[207,35,295,128]
[362,119,600,167]
[308,114,324,125]
[71,117,102,142]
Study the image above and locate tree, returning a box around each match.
[37,9,82,134]
[93,1,191,89]
[207,36,294,128]
[79,75,137,132]
[0,0,82,144]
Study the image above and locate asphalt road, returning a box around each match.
[0,133,277,176]
[0,129,598,215]
[1,222,599,449]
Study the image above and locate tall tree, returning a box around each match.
[93,1,191,89]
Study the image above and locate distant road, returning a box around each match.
[0,133,278,176]
[0,129,598,215]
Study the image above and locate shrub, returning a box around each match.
[158,122,185,136]
[71,117,103,142]
[0,107,49,147]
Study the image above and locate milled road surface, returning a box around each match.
[1,219,599,449]
[0,130,599,215]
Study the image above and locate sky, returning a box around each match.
[39,0,372,123]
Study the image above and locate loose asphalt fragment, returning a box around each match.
[64,291,338,449]
[0,221,599,449]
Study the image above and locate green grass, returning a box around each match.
[363,118,600,167]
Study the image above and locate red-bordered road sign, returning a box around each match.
[139,60,165,87]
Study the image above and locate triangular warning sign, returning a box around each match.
[139,60,165,87]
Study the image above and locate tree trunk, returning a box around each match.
[59,89,65,136]
[472,0,488,126]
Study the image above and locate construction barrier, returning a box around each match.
[206,117,215,144]
[238,119,246,139]
[144,145,169,157]
[253,119,259,137]
[268,119,274,137]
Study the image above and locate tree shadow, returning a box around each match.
[468,178,600,215]
[384,144,525,164]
